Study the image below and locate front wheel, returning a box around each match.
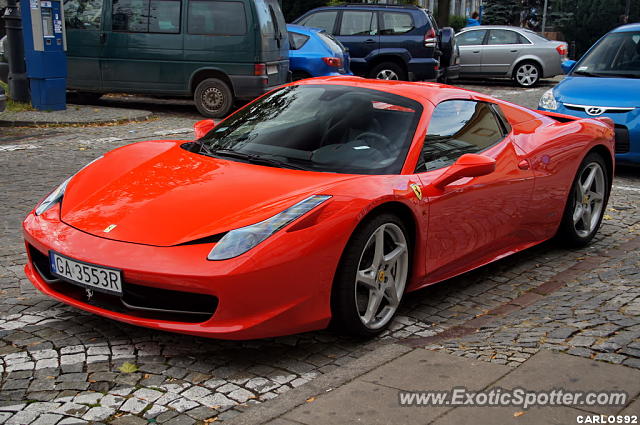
[331,214,411,337]
[194,78,233,118]
[556,153,610,247]
[513,62,541,87]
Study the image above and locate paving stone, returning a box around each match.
[167,398,199,413]
[132,388,163,403]
[119,398,148,415]
[82,407,115,422]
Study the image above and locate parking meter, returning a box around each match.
[20,0,66,110]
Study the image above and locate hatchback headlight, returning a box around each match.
[208,195,331,260]
[539,89,558,110]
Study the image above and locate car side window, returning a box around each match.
[488,29,521,45]
[339,11,378,36]
[149,0,180,33]
[187,0,246,35]
[64,0,103,30]
[416,100,505,173]
[456,29,486,46]
[380,12,414,35]
[299,11,338,34]
[289,32,310,50]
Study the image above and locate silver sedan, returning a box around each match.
[456,26,568,87]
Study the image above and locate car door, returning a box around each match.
[414,99,535,283]
[63,0,104,90]
[455,29,487,76]
[481,29,525,76]
[100,0,184,92]
[335,10,379,76]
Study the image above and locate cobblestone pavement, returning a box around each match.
[0,80,638,424]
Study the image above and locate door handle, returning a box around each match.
[510,49,518,52]
[472,50,480,53]
[365,39,376,44]
[100,32,107,44]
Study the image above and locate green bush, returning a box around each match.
[449,15,467,32]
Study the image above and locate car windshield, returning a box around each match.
[573,31,640,78]
[198,85,422,175]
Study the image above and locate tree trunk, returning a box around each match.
[438,0,451,26]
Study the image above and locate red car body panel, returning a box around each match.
[23,77,615,339]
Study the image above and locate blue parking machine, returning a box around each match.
[20,0,67,110]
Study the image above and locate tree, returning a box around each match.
[482,0,522,25]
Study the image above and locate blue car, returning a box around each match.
[287,24,352,80]
[539,23,640,165]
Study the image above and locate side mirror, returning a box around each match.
[431,154,496,191]
[561,60,577,74]
[194,119,215,139]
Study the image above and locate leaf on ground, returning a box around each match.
[118,362,138,373]
[306,397,316,403]
[514,411,526,417]
[603,214,613,220]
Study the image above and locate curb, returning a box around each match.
[225,342,412,425]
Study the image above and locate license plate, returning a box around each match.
[49,252,122,295]
[267,65,278,75]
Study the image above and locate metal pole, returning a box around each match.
[1,0,29,103]
[624,0,631,24]
[541,0,549,35]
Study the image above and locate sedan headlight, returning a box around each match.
[539,89,558,110]
[35,156,103,216]
[208,195,332,261]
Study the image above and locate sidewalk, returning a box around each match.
[227,346,640,425]
[0,104,152,126]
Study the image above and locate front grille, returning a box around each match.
[614,125,630,154]
[28,245,218,323]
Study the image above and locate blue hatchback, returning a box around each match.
[539,23,640,165]
[287,24,352,80]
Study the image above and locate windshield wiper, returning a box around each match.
[210,149,309,171]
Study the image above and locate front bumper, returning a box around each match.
[540,103,640,165]
[23,204,344,340]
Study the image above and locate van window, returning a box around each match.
[112,0,180,33]
[187,0,246,35]
[64,0,103,30]
[255,0,286,39]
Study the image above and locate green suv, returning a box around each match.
[64,0,289,117]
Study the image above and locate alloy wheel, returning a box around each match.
[572,162,606,238]
[516,64,539,86]
[354,223,409,330]
[376,69,399,80]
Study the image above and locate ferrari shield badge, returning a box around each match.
[103,224,117,233]
[410,184,422,200]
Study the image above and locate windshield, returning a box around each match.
[573,31,640,78]
[198,85,422,175]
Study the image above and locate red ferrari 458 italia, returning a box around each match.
[23,77,615,339]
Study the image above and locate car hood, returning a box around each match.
[556,76,640,107]
[61,141,356,247]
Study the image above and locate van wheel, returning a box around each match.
[194,78,233,118]
[369,62,407,81]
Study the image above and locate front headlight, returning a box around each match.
[35,177,72,216]
[539,89,558,110]
[34,156,103,216]
[208,195,332,260]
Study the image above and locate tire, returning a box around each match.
[556,152,610,248]
[331,213,411,337]
[513,61,541,87]
[194,78,233,118]
[369,62,407,81]
[438,27,456,68]
[292,71,312,81]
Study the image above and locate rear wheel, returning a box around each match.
[194,78,233,118]
[556,153,609,247]
[331,214,410,337]
[513,62,541,87]
[369,62,407,81]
